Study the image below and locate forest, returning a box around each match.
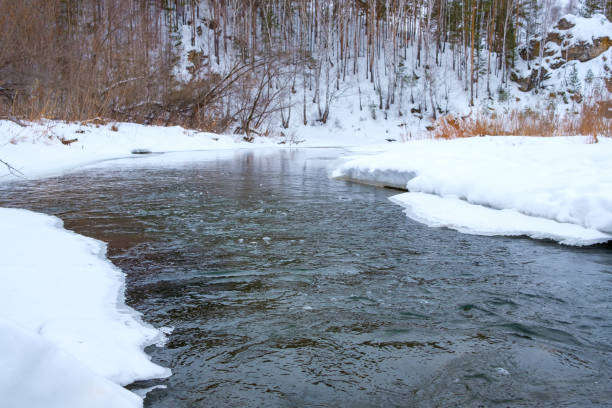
[0,0,610,135]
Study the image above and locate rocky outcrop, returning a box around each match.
[519,18,610,63]
[513,14,611,92]
[565,37,612,62]
[511,67,550,92]
[555,17,575,30]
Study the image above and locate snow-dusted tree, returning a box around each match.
[568,65,582,95]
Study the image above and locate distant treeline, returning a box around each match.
[0,0,608,133]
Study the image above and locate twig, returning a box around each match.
[0,115,27,127]
[100,77,144,96]
[80,117,104,124]
[0,158,24,177]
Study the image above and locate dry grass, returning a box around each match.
[0,0,176,125]
[0,1,278,134]
[433,103,611,142]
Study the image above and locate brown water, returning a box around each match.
[1,148,611,407]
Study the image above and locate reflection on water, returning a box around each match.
[1,149,612,407]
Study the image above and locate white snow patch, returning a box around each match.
[553,14,612,45]
[132,385,168,399]
[0,318,142,408]
[0,119,398,182]
[0,207,170,406]
[390,192,611,246]
[495,367,511,376]
[334,136,612,244]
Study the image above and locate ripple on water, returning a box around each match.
[1,149,611,407]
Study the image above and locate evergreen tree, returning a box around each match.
[568,65,582,94]
[581,0,606,17]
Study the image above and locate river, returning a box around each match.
[1,148,611,407]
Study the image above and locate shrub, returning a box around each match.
[432,100,610,140]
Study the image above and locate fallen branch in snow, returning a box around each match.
[0,158,24,177]
[80,117,106,125]
[0,115,27,127]
[81,117,103,123]
[59,137,79,145]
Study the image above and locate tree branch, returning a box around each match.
[0,158,24,177]
[0,115,27,127]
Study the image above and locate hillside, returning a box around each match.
[0,0,610,138]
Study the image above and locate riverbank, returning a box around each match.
[333,136,612,246]
[0,208,171,407]
[0,119,398,181]
[3,120,611,246]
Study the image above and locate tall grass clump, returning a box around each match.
[433,98,611,141]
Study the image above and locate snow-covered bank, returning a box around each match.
[390,193,611,246]
[0,119,398,181]
[0,319,142,408]
[334,136,612,246]
[0,208,171,407]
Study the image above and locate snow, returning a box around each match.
[0,207,171,407]
[0,319,141,408]
[0,119,398,181]
[390,192,611,246]
[334,136,612,245]
[554,14,612,45]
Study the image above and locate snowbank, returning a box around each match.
[0,119,397,181]
[0,319,141,408]
[0,120,256,180]
[390,193,611,246]
[0,207,171,407]
[334,136,612,245]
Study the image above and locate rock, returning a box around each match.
[546,32,563,45]
[131,148,152,154]
[513,15,611,92]
[520,35,564,60]
[519,39,541,61]
[513,67,549,92]
[520,31,610,65]
[549,59,565,69]
[555,17,575,30]
[565,37,612,62]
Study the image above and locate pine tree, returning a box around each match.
[568,65,581,94]
[581,0,604,17]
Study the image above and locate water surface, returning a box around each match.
[2,148,611,407]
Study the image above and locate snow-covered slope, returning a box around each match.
[334,136,612,245]
[0,208,171,407]
[513,13,611,110]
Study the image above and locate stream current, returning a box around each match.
[1,148,611,407]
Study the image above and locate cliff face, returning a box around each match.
[513,14,612,93]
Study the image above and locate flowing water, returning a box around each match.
[1,148,611,407]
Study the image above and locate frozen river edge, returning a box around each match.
[332,136,612,246]
[0,208,171,408]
